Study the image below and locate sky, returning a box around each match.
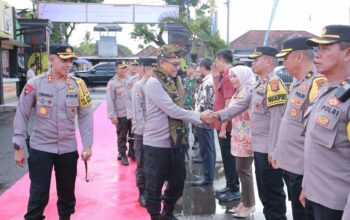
[5,0,350,54]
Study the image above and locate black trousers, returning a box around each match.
[197,127,216,181]
[24,148,78,220]
[127,118,134,156]
[217,131,240,192]
[144,145,186,216]
[254,152,286,220]
[282,170,305,220]
[305,199,343,220]
[134,134,146,194]
[117,117,133,154]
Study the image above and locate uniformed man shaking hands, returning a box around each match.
[12,44,93,220]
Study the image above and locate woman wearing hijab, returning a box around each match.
[227,65,256,217]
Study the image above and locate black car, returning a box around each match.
[73,62,115,87]
[275,66,294,89]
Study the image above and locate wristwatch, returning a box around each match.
[13,143,22,150]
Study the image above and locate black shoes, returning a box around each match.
[128,151,136,161]
[217,191,241,203]
[117,153,121,160]
[138,193,147,207]
[191,177,213,187]
[120,153,129,166]
[215,186,230,195]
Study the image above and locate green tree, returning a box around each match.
[130,0,204,49]
[76,31,96,56]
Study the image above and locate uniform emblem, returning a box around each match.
[321,27,327,36]
[24,84,34,96]
[255,103,260,109]
[107,83,111,89]
[118,91,125,97]
[68,89,76,93]
[69,84,74,89]
[135,91,141,97]
[290,108,298,117]
[39,107,48,116]
[291,98,302,107]
[47,75,52,83]
[66,47,73,53]
[328,97,340,106]
[316,115,330,126]
[300,83,307,92]
[269,79,280,92]
[127,83,132,89]
[70,107,76,114]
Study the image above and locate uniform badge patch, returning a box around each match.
[316,115,330,126]
[291,98,302,107]
[269,79,280,92]
[70,107,76,114]
[118,91,125,97]
[255,103,260,109]
[69,84,74,89]
[135,91,141,97]
[300,83,307,92]
[290,108,298,117]
[24,84,34,96]
[39,107,48,116]
[328,97,340,106]
[127,83,132,89]
[347,122,350,142]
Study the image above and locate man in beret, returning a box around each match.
[272,36,327,219]
[143,44,212,219]
[300,24,350,220]
[13,44,93,220]
[210,46,288,219]
[131,57,157,207]
[107,60,131,165]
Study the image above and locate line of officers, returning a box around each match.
[212,25,350,220]
[106,25,350,220]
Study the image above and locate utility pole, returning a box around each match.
[226,0,230,46]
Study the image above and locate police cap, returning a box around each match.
[139,57,157,67]
[308,25,350,46]
[50,44,77,60]
[276,37,313,58]
[248,46,278,59]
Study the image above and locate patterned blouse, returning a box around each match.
[229,86,253,157]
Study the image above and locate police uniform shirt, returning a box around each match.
[131,78,147,135]
[143,77,202,148]
[13,72,93,154]
[106,74,130,118]
[303,81,350,211]
[274,70,326,175]
[126,73,141,119]
[342,193,350,220]
[218,71,287,154]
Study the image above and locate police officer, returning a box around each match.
[272,37,327,219]
[211,47,288,220]
[107,60,130,165]
[299,25,350,220]
[131,57,157,207]
[125,59,140,161]
[143,44,210,220]
[13,44,93,220]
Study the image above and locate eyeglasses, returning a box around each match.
[164,60,181,67]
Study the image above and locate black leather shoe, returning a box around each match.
[120,153,129,166]
[218,191,241,203]
[138,193,147,207]
[191,178,213,187]
[215,186,230,195]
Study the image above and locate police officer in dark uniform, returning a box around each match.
[13,44,93,220]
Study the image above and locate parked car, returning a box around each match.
[73,62,115,87]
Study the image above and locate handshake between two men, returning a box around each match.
[199,110,220,124]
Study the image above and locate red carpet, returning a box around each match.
[0,101,149,220]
